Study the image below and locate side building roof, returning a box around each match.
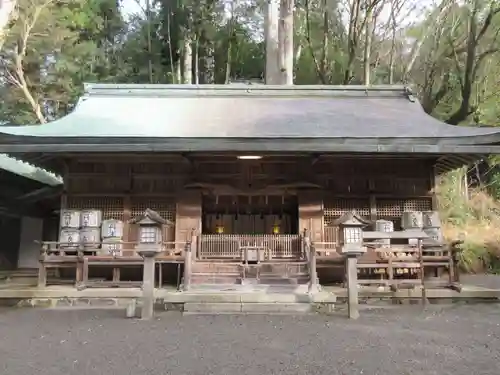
[0,84,499,174]
[0,155,62,217]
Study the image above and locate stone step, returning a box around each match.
[191,275,240,284]
[183,302,313,314]
[191,275,310,285]
[192,263,241,273]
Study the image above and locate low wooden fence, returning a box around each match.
[37,240,187,288]
[198,234,303,260]
[312,230,461,289]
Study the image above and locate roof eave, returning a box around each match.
[1,138,500,154]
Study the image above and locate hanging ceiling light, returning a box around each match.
[237,155,262,160]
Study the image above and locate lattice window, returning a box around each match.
[131,197,176,222]
[66,196,124,220]
[376,199,404,218]
[375,198,432,230]
[324,198,370,225]
[403,198,432,212]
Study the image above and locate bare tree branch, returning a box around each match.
[10,0,55,124]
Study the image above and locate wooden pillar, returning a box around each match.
[175,191,202,251]
[122,195,132,257]
[123,195,132,241]
[298,191,324,242]
[430,164,438,210]
[369,195,377,222]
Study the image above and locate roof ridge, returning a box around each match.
[83,83,412,99]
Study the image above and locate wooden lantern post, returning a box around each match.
[332,211,370,319]
[129,208,167,320]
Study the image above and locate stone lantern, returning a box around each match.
[332,210,370,255]
[129,208,167,252]
[128,208,168,320]
[331,210,370,319]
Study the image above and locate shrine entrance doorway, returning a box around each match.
[201,194,299,235]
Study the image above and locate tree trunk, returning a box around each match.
[146,0,153,83]
[363,4,373,85]
[194,36,199,84]
[283,0,294,85]
[200,34,215,84]
[388,0,397,84]
[0,0,17,52]
[279,0,286,84]
[225,40,232,84]
[183,38,193,84]
[225,2,236,84]
[320,0,328,81]
[265,0,280,84]
[403,0,452,81]
[175,60,181,84]
[344,0,361,84]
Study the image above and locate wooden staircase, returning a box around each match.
[190,260,310,286]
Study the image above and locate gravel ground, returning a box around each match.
[461,274,500,289]
[1,304,500,375]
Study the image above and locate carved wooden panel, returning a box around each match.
[66,196,124,220]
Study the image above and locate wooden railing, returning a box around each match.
[38,240,187,259]
[198,234,303,259]
[311,230,463,289]
[37,240,189,289]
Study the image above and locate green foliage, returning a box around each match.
[0,0,125,124]
[439,170,500,273]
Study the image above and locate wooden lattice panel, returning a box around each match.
[66,196,124,220]
[324,198,370,225]
[131,197,176,222]
[403,198,432,212]
[376,198,432,218]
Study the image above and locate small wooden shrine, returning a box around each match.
[1,84,500,288]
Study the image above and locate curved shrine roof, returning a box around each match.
[0,84,500,176]
[0,84,498,142]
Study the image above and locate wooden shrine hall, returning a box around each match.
[1,83,500,290]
